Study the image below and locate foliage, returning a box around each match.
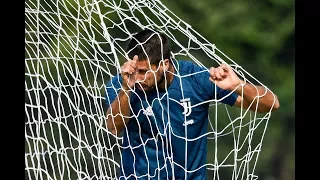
[161,0,295,179]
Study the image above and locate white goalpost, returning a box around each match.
[25,0,276,179]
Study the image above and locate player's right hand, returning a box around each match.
[121,55,138,90]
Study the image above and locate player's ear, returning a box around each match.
[163,59,169,71]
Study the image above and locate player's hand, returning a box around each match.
[121,55,138,90]
[209,63,241,91]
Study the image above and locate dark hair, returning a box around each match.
[126,29,171,66]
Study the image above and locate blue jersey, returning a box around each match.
[105,60,238,180]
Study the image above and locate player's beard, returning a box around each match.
[155,72,166,92]
[157,73,165,86]
[137,72,166,93]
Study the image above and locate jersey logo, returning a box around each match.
[180,98,192,116]
[143,106,154,116]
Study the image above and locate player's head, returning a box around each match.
[127,29,171,66]
[126,29,172,92]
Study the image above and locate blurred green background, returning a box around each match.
[25,0,294,179]
[160,0,295,179]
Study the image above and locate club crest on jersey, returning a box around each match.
[180,98,192,116]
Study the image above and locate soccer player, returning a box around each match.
[105,29,280,180]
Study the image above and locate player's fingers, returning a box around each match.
[217,66,227,78]
[210,67,216,80]
[121,65,134,75]
[221,63,229,72]
[129,71,137,81]
[128,62,137,70]
[126,67,135,74]
[132,66,137,74]
[131,56,138,66]
[121,68,128,76]
[126,55,138,70]
[132,55,139,62]
[215,69,223,80]
[123,58,135,69]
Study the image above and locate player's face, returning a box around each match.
[135,60,164,92]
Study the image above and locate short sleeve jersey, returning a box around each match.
[105,60,238,180]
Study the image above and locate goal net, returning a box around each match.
[25,0,276,179]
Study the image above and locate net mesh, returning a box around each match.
[25,0,274,179]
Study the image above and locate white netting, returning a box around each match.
[25,0,275,179]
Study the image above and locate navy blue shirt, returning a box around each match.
[105,60,238,180]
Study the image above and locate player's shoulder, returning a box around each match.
[106,73,122,87]
[176,59,206,75]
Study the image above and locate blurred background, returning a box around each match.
[160,0,295,179]
[25,0,294,179]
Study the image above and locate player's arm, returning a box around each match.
[106,89,131,135]
[232,80,280,113]
[209,64,280,113]
[106,55,138,135]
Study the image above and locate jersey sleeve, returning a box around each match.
[105,74,123,109]
[193,65,238,106]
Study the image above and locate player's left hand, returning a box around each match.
[209,63,241,91]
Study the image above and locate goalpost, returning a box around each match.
[25,0,276,179]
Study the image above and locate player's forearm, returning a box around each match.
[235,80,280,113]
[106,89,131,135]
